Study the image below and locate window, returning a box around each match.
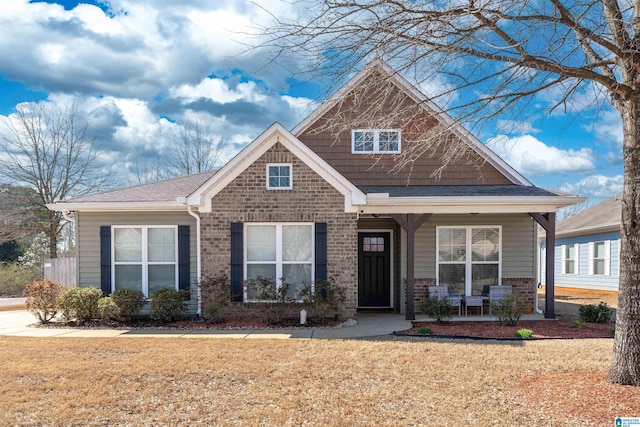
[352,129,401,153]
[112,226,177,297]
[245,223,313,301]
[436,226,501,296]
[589,241,610,276]
[561,243,579,275]
[267,164,292,189]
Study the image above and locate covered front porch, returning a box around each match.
[354,185,582,321]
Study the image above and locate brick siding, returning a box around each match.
[200,141,359,318]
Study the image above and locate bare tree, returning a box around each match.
[0,184,44,243]
[169,121,222,176]
[0,100,105,258]
[262,1,640,385]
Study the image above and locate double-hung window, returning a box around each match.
[112,226,178,297]
[437,226,501,296]
[245,223,313,301]
[561,243,579,275]
[352,129,401,153]
[589,241,610,276]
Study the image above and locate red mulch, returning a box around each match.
[404,320,615,339]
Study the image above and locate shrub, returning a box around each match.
[244,277,291,302]
[420,297,454,323]
[515,328,533,338]
[0,262,41,297]
[97,296,120,321]
[149,288,189,323]
[58,287,103,321]
[610,328,616,336]
[578,302,612,323]
[416,327,432,334]
[571,320,582,328]
[299,278,347,324]
[200,275,231,322]
[110,289,145,322]
[491,292,527,326]
[23,280,67,324]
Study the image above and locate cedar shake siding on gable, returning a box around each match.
[297,72,512,186]
[199,142,359,317]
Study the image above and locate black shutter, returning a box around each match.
[315,222,327,281]
[100,226,111,295]
[230,222,244,301]
[178,225,190,292]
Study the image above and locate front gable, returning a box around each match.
[293,61,529,186]
[186,123,366,213]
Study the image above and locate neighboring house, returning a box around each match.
[49,61,582,320]
[540,196,621,292]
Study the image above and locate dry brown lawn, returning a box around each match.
[0,336,633,426]
[0,303,26,312]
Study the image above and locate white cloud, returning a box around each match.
[170,78,266,104]
[487,134,595,176]
[558,175,623,199]
[495,119,540,135]
[584,109,623,148]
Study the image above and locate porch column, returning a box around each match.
[392,213,432,320]
[530,212,556,319]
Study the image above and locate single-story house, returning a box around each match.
[540,195,621,292]
[49,61,583,320]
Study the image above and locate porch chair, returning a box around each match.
[428,286,461,316]
[488,285,512,317]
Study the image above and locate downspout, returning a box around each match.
[534,221,543,315]
[187,205,202,316]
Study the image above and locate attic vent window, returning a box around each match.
[267,163,292,190]
[352,129,401,154]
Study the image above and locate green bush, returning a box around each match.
[149,288,189,323]
[200,275,231,322]
[571,320,582,328]
[23,280,67,324]
[491,292,527,326]
[299,278,347,324]
[58,287,103,321]
[0,262,41,297]
[416,327,432,334]
[578,302,612,323]
[97,296,119,321]
[110,289,145,322]
[420,297,454,323]
[515,328,533,338]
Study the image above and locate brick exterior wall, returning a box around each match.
[200,142,359,318]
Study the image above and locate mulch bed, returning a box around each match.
[399,320,615,339]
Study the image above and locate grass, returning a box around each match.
[0,336,628,426]
[0,303,26,312]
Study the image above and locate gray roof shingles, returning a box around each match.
[358,185,557,198]
[555,195,621,236]
[58,171,216,204]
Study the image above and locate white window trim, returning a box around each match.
[435,226,502,296]
[266,163,292,190]
[243,223,315,302]
[111,225,179,297]
[561,243,579,275]
[588,240,611,276]
[351,129,401,154]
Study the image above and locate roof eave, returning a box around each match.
[47,201,188,212]
[359,195,585,214]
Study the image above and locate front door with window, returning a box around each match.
[358,232,391,307]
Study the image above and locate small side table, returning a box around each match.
[464,296,484,316]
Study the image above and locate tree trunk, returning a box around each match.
[608,99,640,385]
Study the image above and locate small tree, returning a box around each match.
[23,279,67,324]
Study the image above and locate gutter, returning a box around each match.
[186,204,202,316]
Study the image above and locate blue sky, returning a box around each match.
[0,0,624,203]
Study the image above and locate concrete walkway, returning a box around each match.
[0,309,414,339]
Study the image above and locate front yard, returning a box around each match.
[0,336,634,426]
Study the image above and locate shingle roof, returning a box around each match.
[358,185,557,197]
[58,171,217,204]
[555,195,621,236]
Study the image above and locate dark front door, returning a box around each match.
[358,232,391,307]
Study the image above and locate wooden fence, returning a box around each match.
[44,257,77,288]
